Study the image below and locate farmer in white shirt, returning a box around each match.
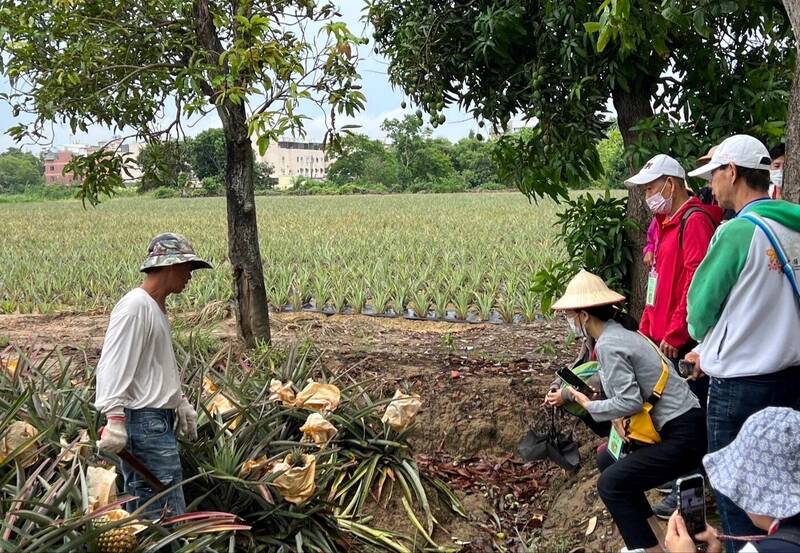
[95,232,211,517]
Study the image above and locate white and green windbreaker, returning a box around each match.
[687,199,800,378]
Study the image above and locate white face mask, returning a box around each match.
[646,179,674,214]
[770,169,783,188]
[567,313,588,338]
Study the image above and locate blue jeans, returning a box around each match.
[707,367,800,552]
[121,408,186,520]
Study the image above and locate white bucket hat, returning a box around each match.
[688,134,771,181]
[624,154,686,188]
[551,269,626,311]
[703,407,800,520]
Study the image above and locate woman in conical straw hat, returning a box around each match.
[549,269,706,553]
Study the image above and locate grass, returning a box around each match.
[0,192,563,319]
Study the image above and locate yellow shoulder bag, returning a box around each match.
[623,334,671,445]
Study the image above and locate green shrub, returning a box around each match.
[409,174,467,194]
[0,185,78,203]
[286,177,389,196]
[531,191,639,311]
[152,186,178,199]
[479,181,509,191]
[430,173,467,193]
[338,181,389,194]
[200,175,224,196]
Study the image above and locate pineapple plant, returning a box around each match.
[183,341,466,550]
[288,447,305,468]
[1,333,465,551]
[0,349,246,552]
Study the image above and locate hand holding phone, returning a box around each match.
[678,359,694,378]
[555,367,595,396]
[678,475,706,542]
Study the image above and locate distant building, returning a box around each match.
[43,137,330,189]
[42,144,95,186]
[116,141,144,182]
[256,140,335,189]
[42,140,144,186]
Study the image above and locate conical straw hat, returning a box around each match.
[551,269,626,311]
[696,145,717,165]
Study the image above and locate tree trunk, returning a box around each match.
[193,0,271,346]
[219,100,271,347]
[612,84,655,320]
[783,0,800,203]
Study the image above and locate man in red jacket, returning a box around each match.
[624,154,723,517]
[626,155,723,366]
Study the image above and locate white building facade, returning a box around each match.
[256,140,335,189]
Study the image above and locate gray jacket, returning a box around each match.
[585,320,699,431]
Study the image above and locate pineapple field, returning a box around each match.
[0,192,560,319]
[0,192,620,552]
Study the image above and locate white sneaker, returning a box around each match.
[620,548,647,553]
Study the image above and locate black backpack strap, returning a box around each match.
[679,207,716,249]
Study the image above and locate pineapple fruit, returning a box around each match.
[93,509,140,553]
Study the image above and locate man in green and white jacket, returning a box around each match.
[685,134,800,547]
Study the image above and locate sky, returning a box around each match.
[0,0,487,154]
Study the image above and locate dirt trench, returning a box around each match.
[0,311,625,551]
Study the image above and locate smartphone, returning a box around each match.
[678,360,695,378]
[678,475,706,540]
[555,367,595,396]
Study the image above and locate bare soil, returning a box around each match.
[0,311,633,552]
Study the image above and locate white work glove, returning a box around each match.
[97,415,128,454]
[176,397,198,441]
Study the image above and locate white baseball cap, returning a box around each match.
[688,134,771,181]
[624,154,686,188]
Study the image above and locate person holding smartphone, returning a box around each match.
[686,135,800,547]
[665,407,800,553]
[543,336,613,438]
[551,269,706,553]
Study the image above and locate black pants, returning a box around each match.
[596,407,708,549]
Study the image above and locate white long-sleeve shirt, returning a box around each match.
[94,288,182,414]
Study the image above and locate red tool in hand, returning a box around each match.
[97,423,168,494]
[118,449,168,494]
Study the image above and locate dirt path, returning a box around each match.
[2,310,565,361]
[1,312,625,551]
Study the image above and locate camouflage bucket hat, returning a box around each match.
[140,232,213,273]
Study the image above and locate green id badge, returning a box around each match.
[646,271,657,306]
[608,426,625,460]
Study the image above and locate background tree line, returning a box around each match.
[0,148,44,193]
[297,115,626,194]
[136,129,275,197]
[0,120,626,197]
